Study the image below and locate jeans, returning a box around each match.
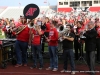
[48,46,58,68]
[63,49,75,71]
[32,44,43,67]
[15,40,28,64]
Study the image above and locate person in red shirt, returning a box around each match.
[14,18,30,67]
[30,25,44,70]
[46,20,58,71]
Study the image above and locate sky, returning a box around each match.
[0,0,57,6]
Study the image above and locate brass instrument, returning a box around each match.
[59,25,69,34]
[58,25,69,42]
[27,19,39,29]
[79,30,86,39]
[13,25,27,35]
[28,22,34,28]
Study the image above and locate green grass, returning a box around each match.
[0,35,5,39]
[0,31,5,39]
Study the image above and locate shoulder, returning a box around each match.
[54,28,58,32]
[46,22,50,25]
[91,28,97,32]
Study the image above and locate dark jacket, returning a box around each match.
[83,28,97,51]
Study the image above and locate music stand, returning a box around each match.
[76,36,88,65]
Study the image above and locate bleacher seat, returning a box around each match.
[0,6,57,21]
[0,6,7,14]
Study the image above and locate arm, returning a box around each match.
[64,36,74,41]
[83,29,97,38]
[36,26,44,35]
[62,33,75,41]
[37,29,44,35]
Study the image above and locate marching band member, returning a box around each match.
[41,17,50,54]
[83,21,97,75]
[6,22,16,38]
[46,20,58,71]
[14,17,30,67]
[74,21,84,60]
[95,22,100,63]
[30,24,44,70]
[60,25,75,75]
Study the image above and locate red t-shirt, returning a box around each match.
[16,25,30,42]
[32,29,44,45]
[48,28,58,46]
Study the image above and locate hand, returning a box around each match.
[62,36,66,39]
[74,29,76,33]
[46,38,50,42]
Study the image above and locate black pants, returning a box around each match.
[74,40,83,60]
[41,37,45,54]
[41,32,49,54]
[96,38,100,61]
[86,51,95,75]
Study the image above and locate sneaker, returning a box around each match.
[52,68,58,71]
[46,67,52,70]
[60,69,67,73]
[15,64,22,67]
[30,65,37,69]
[71,71,75,75]
[39,67,43,70]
